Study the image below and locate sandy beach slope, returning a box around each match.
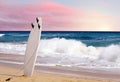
[0,65,117,82]
[0,53,119,82]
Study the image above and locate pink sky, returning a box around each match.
[0,0,120,31]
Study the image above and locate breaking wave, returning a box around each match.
[0,34,5,37]
[0,38,120,67]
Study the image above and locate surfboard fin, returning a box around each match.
[36,17,39,23]
[38,24,40,29]
[31,23,34,28]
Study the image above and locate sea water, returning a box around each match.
[0,31,120,69]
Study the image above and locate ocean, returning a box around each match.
[0,31,120,69]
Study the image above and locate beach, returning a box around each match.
[0,53,119,82]
[0,64,117,82]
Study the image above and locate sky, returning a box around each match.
[0,0,120,31]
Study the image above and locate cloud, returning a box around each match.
[0,1,83,31]
[23,2,83,30]
[0,1,119,31]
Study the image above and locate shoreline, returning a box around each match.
[0,53,120,82]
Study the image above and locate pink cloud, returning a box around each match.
[0,2,83,31]
[1,1,118,31]
[26,2,83,30]
[26,2,75,15]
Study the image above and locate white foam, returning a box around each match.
[0,43,26,55]
[0,34,5,37]
[98,45,120,62]
[0,38,120,67]
[39,38,99,58]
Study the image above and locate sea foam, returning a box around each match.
[0,34,5,37]
[0,38,120,67]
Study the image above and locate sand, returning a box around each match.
[0,65,117,82]
[0,53,119,82]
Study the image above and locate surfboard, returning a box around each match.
[24,17,42,76]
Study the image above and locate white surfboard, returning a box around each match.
[24,17,42,76]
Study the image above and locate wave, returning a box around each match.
[0,38,120,67]
[0,34,5,37]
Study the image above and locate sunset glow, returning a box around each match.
[0,0,120,31]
